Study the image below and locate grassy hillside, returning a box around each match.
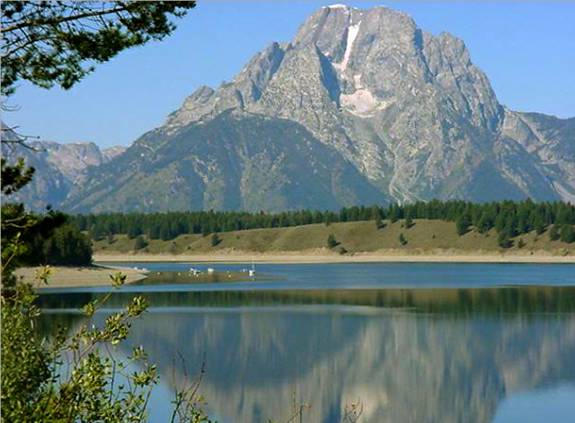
[92,219,575,256]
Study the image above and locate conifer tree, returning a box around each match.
[399,233,407,246]
[476,212,492,234]
[549,225,560,241]
[389,205,400,223]
[134,235,148,251]
[456,214,471,236]
[372,206,383,229]
[210,233,221,247]
[498,230,513,248]
[560,225,575,243]
[404,212,414,229]
[533,213,546,235]
[327,234,338,249]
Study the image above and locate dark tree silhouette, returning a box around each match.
[1,1,196,96]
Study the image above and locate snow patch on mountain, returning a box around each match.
[334,21,361,73]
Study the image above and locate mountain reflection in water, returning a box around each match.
[39,286,575,423]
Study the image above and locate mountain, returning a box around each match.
[1,130,125,210]
[9,5,575,212]
[159,4,573,206]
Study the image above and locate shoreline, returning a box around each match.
[14,252,574,290]
[94,250,575,264]
[15,265,148,289]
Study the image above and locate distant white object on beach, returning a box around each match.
[207,267,215,274]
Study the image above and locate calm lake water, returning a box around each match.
[38,262,575,423]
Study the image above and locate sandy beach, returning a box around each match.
[94,249,575,264]
[15,265,148,289]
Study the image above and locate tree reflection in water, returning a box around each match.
[39,286,575,423]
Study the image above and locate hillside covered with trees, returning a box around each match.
[74,200,575,250]
[71,200,575,254]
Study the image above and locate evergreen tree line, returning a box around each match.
[2,202,93,269]
[22,223,93,266]
[71,200,575,244]
[8,211,93,267]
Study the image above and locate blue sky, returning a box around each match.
[5,1,575,148]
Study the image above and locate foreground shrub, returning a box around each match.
[1,271,213,422]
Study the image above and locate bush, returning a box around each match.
[1,273,213,422]
[134,235,148,250]
[404,215,414,229]
[1,273,155,421]
[210,233,221,247]
[399,233,407,246]
[327,234,339,249]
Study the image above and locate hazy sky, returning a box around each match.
[5,1,575,148]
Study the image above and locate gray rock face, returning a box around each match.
[7,5,575,212]
[102,145,127,162]
[500,111,575,202]
[1,137,125,210]
[156,4,573,206]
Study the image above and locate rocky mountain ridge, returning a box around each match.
[161,4,573,206]
[5,5,574,212]
[1,134,125,210]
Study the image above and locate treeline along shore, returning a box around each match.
[9,201,575,271]
[70,200,575,260]
[75,200,575,244]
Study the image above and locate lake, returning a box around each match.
[38,262,575,422]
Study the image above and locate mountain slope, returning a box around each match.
[500,111,575,202]
[66,112,385,213]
